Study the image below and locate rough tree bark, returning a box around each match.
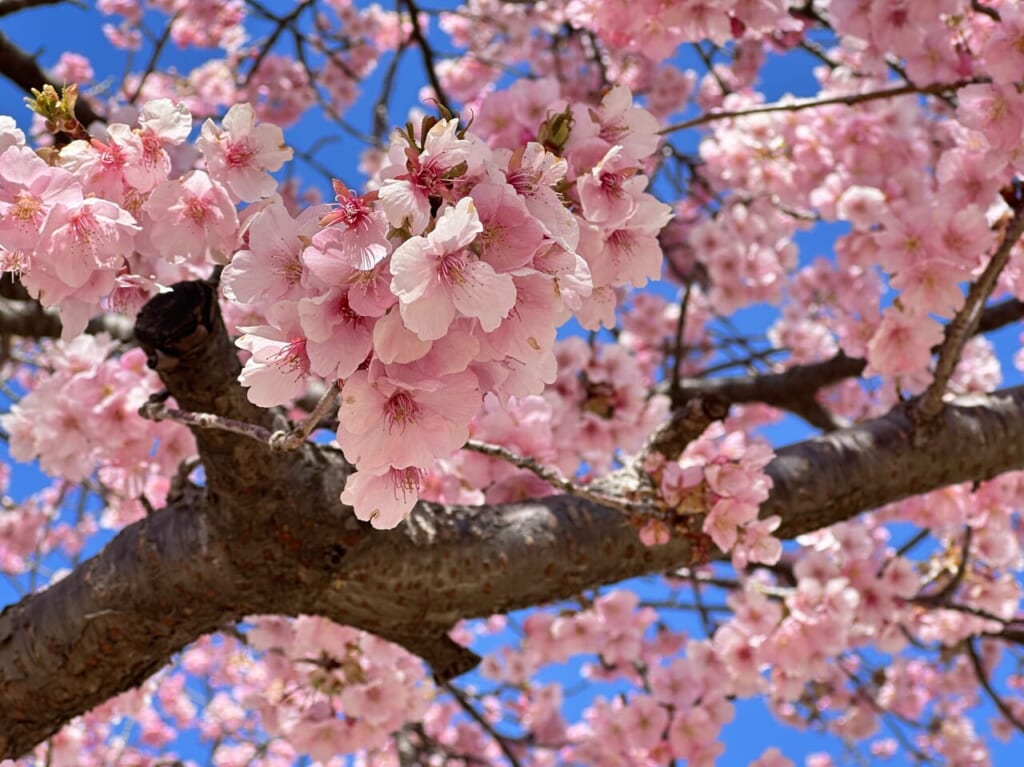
[0,281,1023,759]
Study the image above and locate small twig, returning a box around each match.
[241,0,312,89]
[269,380,339,451]
[941,602,1024,626]
[127,10,177,104]
[289,30,381,147]
[971,0,1001,21]
[441,681,524,767]
[659,78,987,135]
[372,38,409,140]
[694,347,785,377]
[581,29,608,89]
[918,196,1024,419]
[168,455,202,503]
[140,397,274,444]
[640,599,731,612]
[880,528,931,575]
[462,439,652,515]
[664,295,1024,429]
[689,573,718,636]
[401,0,451,112]
[674,568,793,599]
[692,42,730,97]
[797,39,839,70]
[967,638,1024,734]
[138,493,156,516]
[914,528,972,606]
[837,660,934,763]
[669,282,692,398]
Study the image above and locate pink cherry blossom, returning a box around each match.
[142,170,238,263]
[221,201,327,304]
[309,179,391,273]
[866,308,944,378]
[3,7,1024,766]
[390,197,516,339]
[469,179,546,272]
[197,103,292,202]
[0,145,82,257]
[35,197,139,288]
[336,366,481,474]
[237,304,312,407]
[378,118,488,234]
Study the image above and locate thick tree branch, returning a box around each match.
[2,282,1024,759]
[766,389,1024,538]
[670,297,1024,425]
[0,297,134,341]
[0,28,102,129]
[0,0,72,17]
[0,494,236,759]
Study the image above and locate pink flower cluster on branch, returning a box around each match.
[1,80,688,529]
[220,86,674,527]
[0,333,195,528]
[5,1,1024,762]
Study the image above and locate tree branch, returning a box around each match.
[0,28,102,129]
[0,297,134,341]
[766,389,1024,538]
[918,197,1024,418]
[0,494,236,759]
[0,0,74,17]
[967,639,1024,734]
[659,78,986,135]
[401,0,451,112]
[2,282,1024,759]
[670,297,1024,425]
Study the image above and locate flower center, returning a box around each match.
[226,140,257,168]
[384,391,419,433]
[273,337,310,378]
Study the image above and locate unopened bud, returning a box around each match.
[538,106,574,154]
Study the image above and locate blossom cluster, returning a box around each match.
[96,0,400,126]
[0,334,195,527]
[465,531,909,765]
[683,6,1024,389]
[641,424,779,566]
[4,0,1024,761]
[0,99,277,337]
[236,616,432,761]
[18,497,1016,767]
[13,616,429,767]
[418,337,671,507]
[221,85,671,527]
[459,505,1017,766]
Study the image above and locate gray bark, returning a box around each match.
[1,281,1023,759]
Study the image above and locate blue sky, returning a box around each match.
[1,1,1022,765]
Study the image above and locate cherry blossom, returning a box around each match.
[142,170,238,262]
[2,3,1024,766]
[391,197,516,339]
[197,103,293,202]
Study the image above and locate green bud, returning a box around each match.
[24,83,83,138]
[538,106,574,154]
